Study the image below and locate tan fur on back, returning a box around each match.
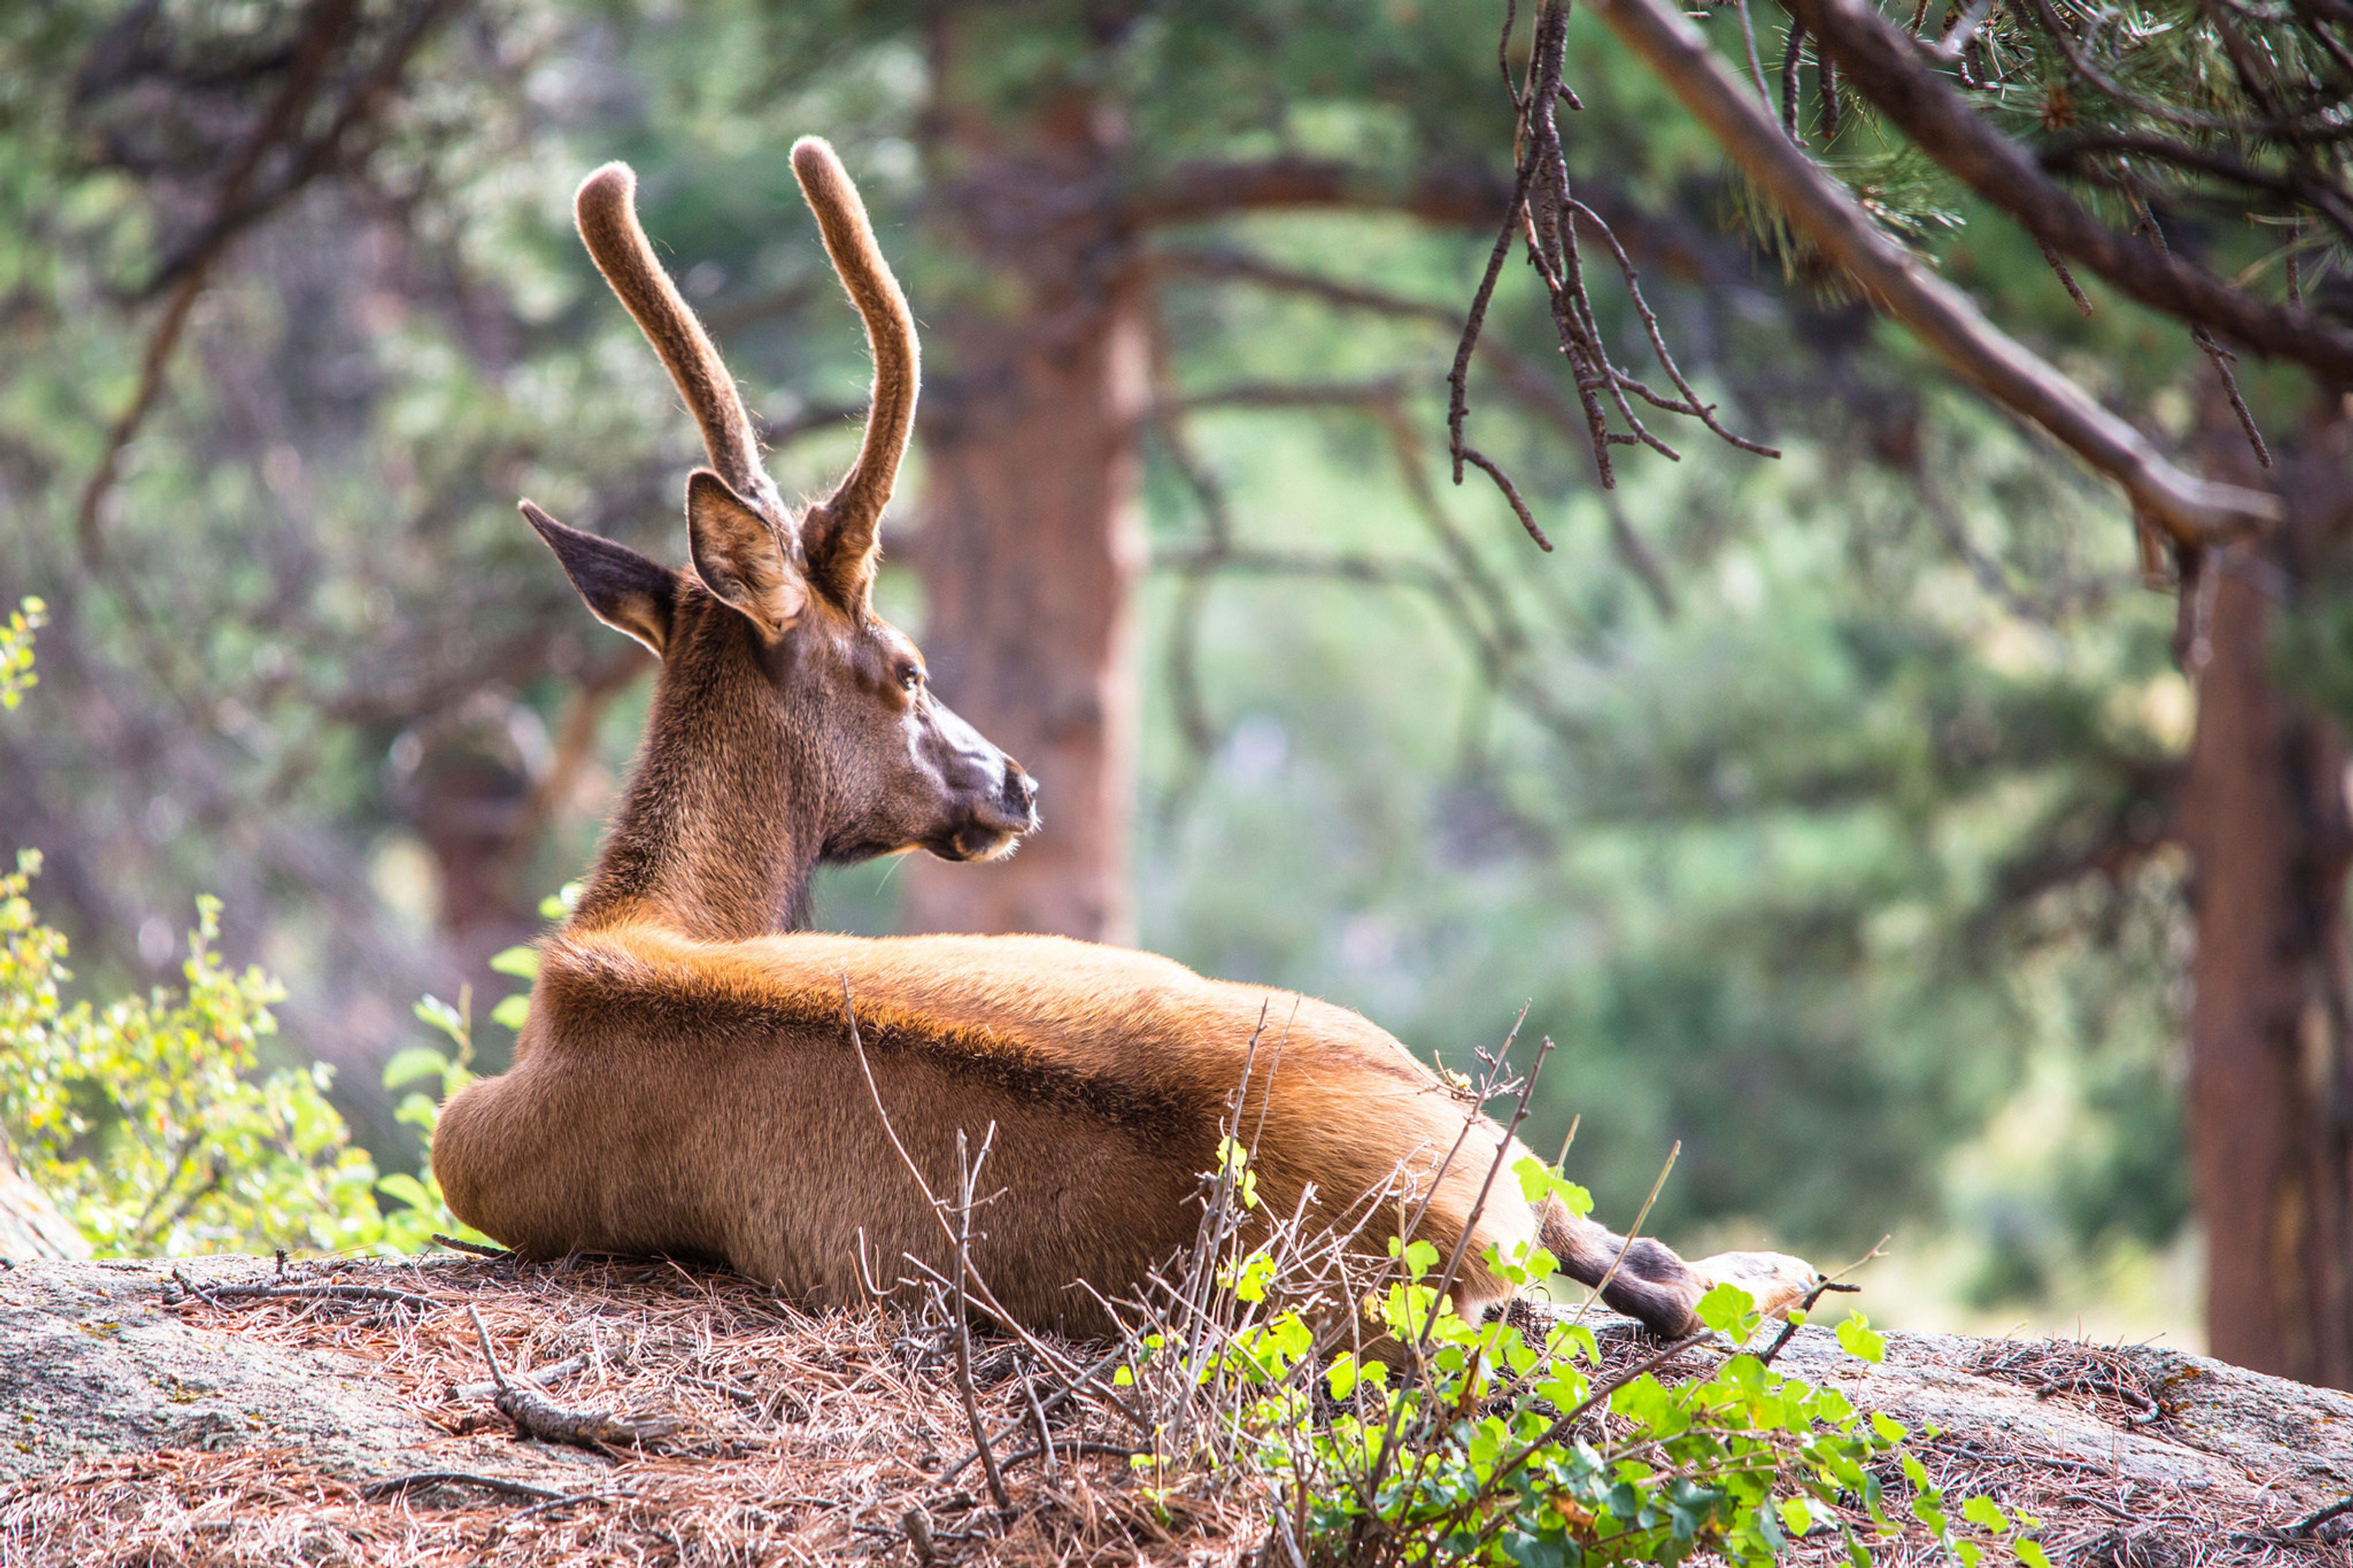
[435,923,1540,1337]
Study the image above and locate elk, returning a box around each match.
[432,139,1820,1342]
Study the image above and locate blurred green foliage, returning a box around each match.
[0,850,452,1254]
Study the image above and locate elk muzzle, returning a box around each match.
[925,699,1038,862]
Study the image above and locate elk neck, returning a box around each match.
[569,589,820,941]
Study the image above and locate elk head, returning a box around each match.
[523,141,1036,930]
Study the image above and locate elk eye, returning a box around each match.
[898,665,922,694]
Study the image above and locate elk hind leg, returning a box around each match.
[1539,1202,1817,1337]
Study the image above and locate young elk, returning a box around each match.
[433,140,1820,1340]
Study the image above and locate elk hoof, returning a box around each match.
[1689,1251,1821,1322]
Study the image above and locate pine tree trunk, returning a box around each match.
[2181,406,2353,1388]
[900,91,1147,945]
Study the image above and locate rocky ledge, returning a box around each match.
[1,1252,2347,1564]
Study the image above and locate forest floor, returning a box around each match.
[2,1251,2349,1566]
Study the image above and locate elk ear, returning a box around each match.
[685,469,808,638]
[521,500,675,657]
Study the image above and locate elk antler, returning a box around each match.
[574,163,784,521]
[789,137,919,602]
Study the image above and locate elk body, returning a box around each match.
[432,140,1819,1341]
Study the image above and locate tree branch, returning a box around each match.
[1586,0,2283,544]
[1124,156,1514,229]
[1787,0,2353,385]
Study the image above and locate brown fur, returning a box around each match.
[434,142,1817,1342]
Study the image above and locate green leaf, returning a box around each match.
[490,993,531,1031]
[488,945,539,980]
[2015,1539,2053,1567]
[537,881,585,920]
[1694,1281,1757,1336]
[412,995,466,1045]
[376,1172,431,1210]
[1836,1312,1887,1363]
[382,1045,452,1090]
[1961,1495,2010,1532]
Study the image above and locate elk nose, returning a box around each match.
[1002,766,1039,823]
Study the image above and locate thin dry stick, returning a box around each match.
[2038,239,2096,315]
[939,1344,1131,1484]
[1452,0,1779,539]
[1733,0,1774,100]
[466,1303,672,1449]
[1392,1006,1529,1259]
[948,1126,1012,1513]
[181,1279,444,1312]
[1783,17,1810,138]
[2131,195,2270,468]
[433,1233,509,1259]
[1755,1278,1865,1367]
[361,1471,567,1503]
[841,978,1148,1430]
[2282,1492,2353,1539]
[1020,1366,1058,1479]
[1481,1328,1715,1492]
[453,1354,591,1403]
[1417,1036,1556,1354]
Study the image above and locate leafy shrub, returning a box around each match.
[0,856,415,1253]
[0,594,469,1256]
[1108,1127,2050,1567]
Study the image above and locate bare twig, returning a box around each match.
[1756,1279,1866,1367]
[1783,16,1809,138]
[1571,1142,1681,1330]
[947,1127,1012,1513]
[466,1304,675,1450]
[1755,1233,1887,1367]
[432,1233,509,1259]
[178,1280,444,1312]
[990,1441,1139,1472]
[840,979,1149,1430]
[1450,0,1776,531]
[2283,1493,2353,1539]
[2129,198,2271,468]
[361,1471,569,1503]
[2037,238,2096,315]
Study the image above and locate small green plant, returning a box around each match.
[0,594,476,1257]
[371,985,487,1251]
[1109,1113,2050,1566]
[0,596,44,710]
[0,856,401,1254]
